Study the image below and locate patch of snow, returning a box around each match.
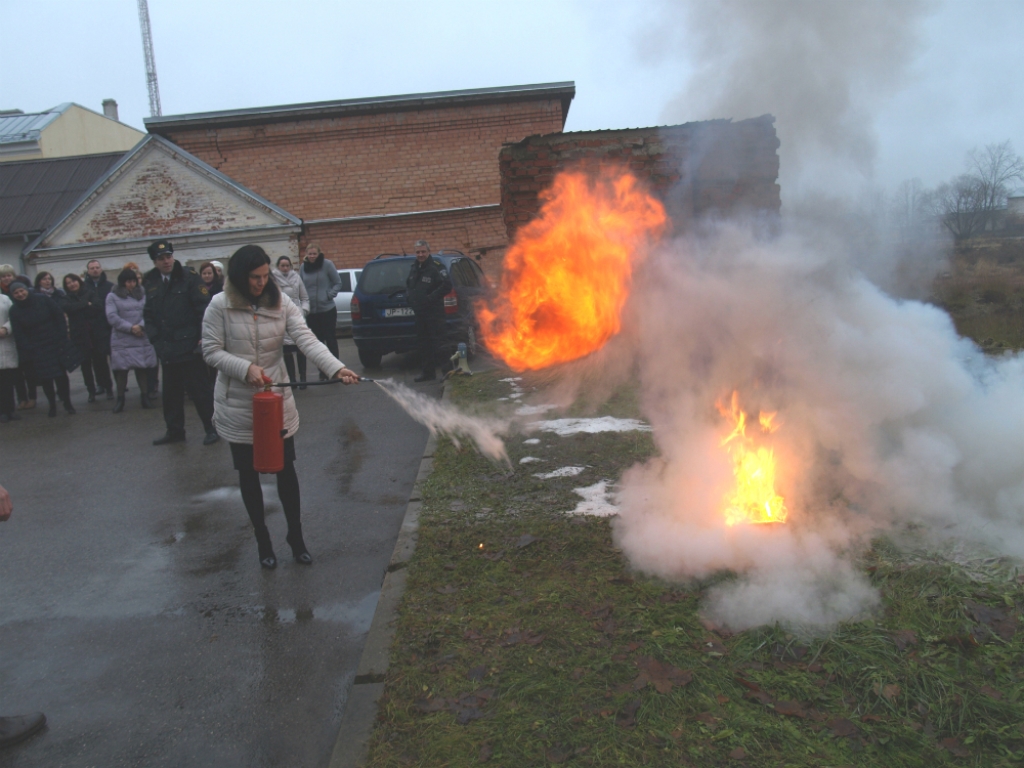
[523,438,541,445]
[519,456,542,464]
[499,377,523,382]
[534,466,586,480]
[565,480,619,517]
[515,404,557,416]
[534,417,652,435]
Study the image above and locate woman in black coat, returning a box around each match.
[60,273,111,403]
[8,282,74,416]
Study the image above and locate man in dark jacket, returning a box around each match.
[143,240,218,446]
[82,260,114,398]
[406,240,452,382]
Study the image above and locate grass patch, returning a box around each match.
[365,370,1024,767]
[933,244,1024,352]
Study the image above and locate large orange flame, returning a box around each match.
[478,168,667,371]
[716,391,788,526]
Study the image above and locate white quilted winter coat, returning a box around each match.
[0,294,18,369]
[202,280,344,444]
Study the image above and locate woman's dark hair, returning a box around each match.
[277,256,292,267]
[198,261,216,279]
[34,271,54,290]
[62,273,82,291]
[117,268,139,287]
[228,245,279,304]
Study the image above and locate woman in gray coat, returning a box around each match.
[106,268,158,413]
[298,243,341,380]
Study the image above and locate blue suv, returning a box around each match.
[350,251,489,369]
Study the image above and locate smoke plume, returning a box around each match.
[650,0,934,195]
[608,219,1024,631]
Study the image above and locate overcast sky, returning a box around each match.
[2,0,1021,196]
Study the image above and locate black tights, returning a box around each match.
[38,374,71,407]
[237,461,305,553]
[114,369,148,396]
[283,345,305,383]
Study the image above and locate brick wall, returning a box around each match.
[499,116,780,240]
[160,100,565,259]
[304,205,508,271]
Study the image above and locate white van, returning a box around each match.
[334,268,362,335]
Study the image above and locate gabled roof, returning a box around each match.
[0,151,124,237]
[145,82,576,132]
[26,134,301,254]
[0,103,72,146]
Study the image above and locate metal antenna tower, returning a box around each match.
[137,0,162,117]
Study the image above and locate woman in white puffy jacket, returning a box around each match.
[0,293,19,422]
[203,245,359,569]
[271,255,310,387]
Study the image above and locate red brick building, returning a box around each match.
[145,83,575,270]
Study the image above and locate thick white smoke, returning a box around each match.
[593,0,978,632]
[611,221,1024,631]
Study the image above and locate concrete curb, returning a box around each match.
[328,385,446,768]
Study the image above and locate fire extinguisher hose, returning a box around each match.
[260,376,376,388]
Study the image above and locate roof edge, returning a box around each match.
[145,82,576,132]
[24,134,302,254]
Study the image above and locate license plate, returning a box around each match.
[384,307,415,318]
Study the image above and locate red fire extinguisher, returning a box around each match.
[253,376,285,473]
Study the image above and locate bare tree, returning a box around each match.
[932,174,988,240]
[968,141,1024,228]
[932,141,1024,241]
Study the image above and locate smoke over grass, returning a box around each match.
[609,219,1024,631]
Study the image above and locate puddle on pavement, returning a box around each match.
[190,485,277,505]
[253,592,379,632]
[190,591,379,633]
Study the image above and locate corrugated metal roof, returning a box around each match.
[0,104,72,145]
[145,82,576,132]
[0,151,124,237]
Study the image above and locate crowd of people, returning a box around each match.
[2,240,360,566]
[0,243,351,421]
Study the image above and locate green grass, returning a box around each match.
[364,370,1024,767]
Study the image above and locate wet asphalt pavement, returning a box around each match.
[0,337,436,767]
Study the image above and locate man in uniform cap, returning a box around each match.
[142,239,219,445]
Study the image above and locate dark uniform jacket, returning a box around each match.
[59,286,106,353]
[406,257,452,315]
[84,273,114,353]
[9,292,68,380]
[143,260,212,364]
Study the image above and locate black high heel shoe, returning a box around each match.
[255,532,277,570]
[47,401,57,417]
[63,400,76,415]
[287,534,312,565]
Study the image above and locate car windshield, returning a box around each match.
[360,259,414,295]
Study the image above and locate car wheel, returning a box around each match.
[358,349,382,369]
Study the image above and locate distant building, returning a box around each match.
[0,152,125,273]
[0,102,144,163]
[24,135,301,278]
[145,83,575,268]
